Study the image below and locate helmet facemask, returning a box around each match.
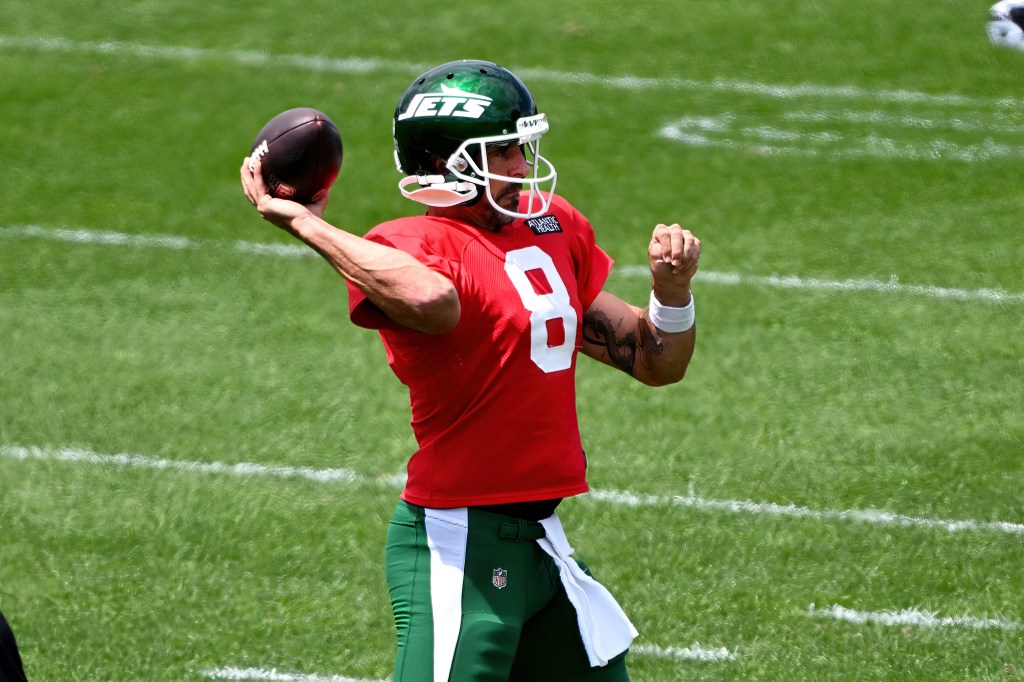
[398,113,557,220]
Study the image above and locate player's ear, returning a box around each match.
[430,155,448,174]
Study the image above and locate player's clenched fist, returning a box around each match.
[648,223,700,304]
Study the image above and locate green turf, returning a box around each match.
[1,1,1022,680]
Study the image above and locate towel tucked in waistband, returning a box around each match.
[536,514,638,667]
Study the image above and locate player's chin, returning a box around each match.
[498,185,522,210]
[486,206,516,227]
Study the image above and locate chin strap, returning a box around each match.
[398,174,479,207]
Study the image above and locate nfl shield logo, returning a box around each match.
[492,568,508,590]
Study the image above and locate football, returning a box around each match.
[249,107,344,204]
[988,0,1024,50]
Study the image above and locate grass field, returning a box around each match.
[1,1,1023,680]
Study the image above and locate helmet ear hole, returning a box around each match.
[429,155,448,174]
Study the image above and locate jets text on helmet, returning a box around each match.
[397,85,493,121]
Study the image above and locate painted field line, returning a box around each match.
[4,224,1022,304]
[4,445,1023,537]
[615,266,1024,303]
[587,487,1024,536]
[2,444,365,485]
[202,642,740,681]
[808,604,1022,630]
[0,34,1019,109]
[631,642,740,662]
[0,224,313,259]
[658,119,1024,163]
[204,668,383,682]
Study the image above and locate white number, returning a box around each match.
[504,247,577,373]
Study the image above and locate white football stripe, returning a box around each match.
[658,120,1024,162]
[631,642,740,662]
[587,487,1024,536]
[3,444,1022,537]
[201,640,742,681]
[204,668,381,682]
[202,641,741,681]
[3,444,363,484]
[1,34,1020,109]
[807,603,1022,630]
[614,266,1024,303]
[4,224,1022,304]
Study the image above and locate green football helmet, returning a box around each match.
[393,60,557,219]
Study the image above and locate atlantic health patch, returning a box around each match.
[525,215,563,235]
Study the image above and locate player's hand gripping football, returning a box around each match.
[648,223,700,306]
[240,156,330,233]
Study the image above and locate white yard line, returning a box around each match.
[4,224,1021,304]
[2,444,364,484]
[808,604,1022,630]
[201,640,742,681]
[4,444,1022,537]
[631,642,740,662]
[5,37,1019,163]
[587,487,1024,536]
[202,641,739,681]
[1,34,1019,109]
[658,119,1024,161]
[204,668,384,682]
[0,224,313,258]
[201,640,741,681]
[614,266,1024,303]
[5,35,1019,164]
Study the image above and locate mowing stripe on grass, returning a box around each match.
[4,224,1022,304]
[0,34,1019,109]
[4,444,1022,537]
[807,604,1022,630]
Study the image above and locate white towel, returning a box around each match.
[537,515,639,667]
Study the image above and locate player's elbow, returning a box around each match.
[638,366,688,387]
[635,344,694,386]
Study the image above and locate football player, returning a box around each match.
[241,59,700,681]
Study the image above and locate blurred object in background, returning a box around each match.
[988,1,1024,49]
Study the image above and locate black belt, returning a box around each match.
[498,519,546,542]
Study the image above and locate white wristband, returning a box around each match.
[648,290,695,333]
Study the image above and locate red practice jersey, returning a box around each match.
[347,193,613,508]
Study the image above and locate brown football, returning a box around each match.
[249,107,343,204]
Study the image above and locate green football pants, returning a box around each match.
[386,500,630,682]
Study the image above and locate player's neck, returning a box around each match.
[427,205,511,233]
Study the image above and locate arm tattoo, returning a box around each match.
[582,308,665,375]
